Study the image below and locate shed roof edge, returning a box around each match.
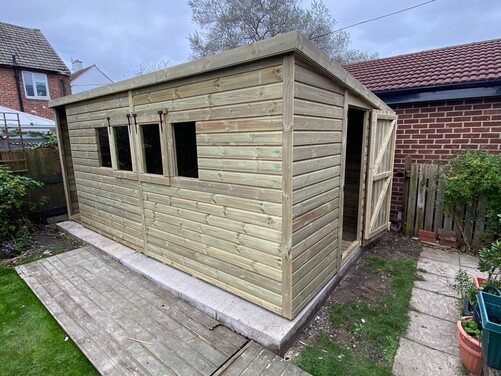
[49,31,389,111]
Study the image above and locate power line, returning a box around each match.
[311,0,437,40]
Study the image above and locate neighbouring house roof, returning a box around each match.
[344,38,501,93]
[70,65,94,80]
[0,105,55,131]
[0,22,70,75]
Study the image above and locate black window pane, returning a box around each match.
[174,122,198,178]
[114,126,132,171]
[97,127,112,167]
[142,124,163,174]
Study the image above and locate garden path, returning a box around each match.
[392,246,485,375]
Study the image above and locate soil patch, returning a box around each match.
[286,232,422,361]
[0,224,84,267]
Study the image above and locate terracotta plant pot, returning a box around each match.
[473,276,486,289]
[456,317,483,375]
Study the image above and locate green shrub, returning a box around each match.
[0,167,43,244]
[442,150,501,249]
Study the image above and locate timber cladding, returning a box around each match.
[51,31,394,320]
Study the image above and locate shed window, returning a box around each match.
[96,127,112,167]
[22,71,50,99]
[141,124,163,174]
[114,126,133,171]
[173,122,198,178]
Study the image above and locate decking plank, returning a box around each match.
[64,247,246,354]
[45,254,214,375]
[18,262,149,375]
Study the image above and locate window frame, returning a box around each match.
[96,127,112,168]
[22,71,50,100]
[170,121,199,180]
[135,119,170,185]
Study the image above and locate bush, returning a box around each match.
[0,167,43,244]
[442,150,501,248]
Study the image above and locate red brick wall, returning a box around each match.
[390,98,501,218]
[0,66,70,119]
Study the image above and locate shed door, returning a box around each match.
[364,110,397,240]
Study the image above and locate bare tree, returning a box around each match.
[187,0,377,63]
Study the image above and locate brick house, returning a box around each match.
[0,22,70,120]
[345,38,501,218]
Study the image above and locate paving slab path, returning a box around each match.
[17,245,308,376]
[392,246,486,376]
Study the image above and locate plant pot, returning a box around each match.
[474,276,486,289]
[456,317,483,375]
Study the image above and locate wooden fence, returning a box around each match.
[403,162,487,248]
[0,148,67,217]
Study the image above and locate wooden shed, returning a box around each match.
[50,31,396,320]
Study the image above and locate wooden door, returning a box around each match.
[364,110,397,240]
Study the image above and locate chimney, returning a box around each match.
[72,59,83,72]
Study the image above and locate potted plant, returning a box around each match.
[478,240,501,285]
[451,269,477,316]
[456,316,483,375]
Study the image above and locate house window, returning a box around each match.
[173,122,198,178]
[96,127,112,167]
[22,71,50,99]
[113,126,133,171]
[141,124,163,174]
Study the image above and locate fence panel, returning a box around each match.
[403,162,486,248]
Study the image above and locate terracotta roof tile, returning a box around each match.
[0,22,70,75]
[344,39,501,92]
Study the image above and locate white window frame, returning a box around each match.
[22,71,50,100]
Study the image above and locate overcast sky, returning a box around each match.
[3,0,500,82]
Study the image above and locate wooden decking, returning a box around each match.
[16,246,308,376]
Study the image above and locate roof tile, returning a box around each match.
[0,22,70,75]
[344,38,501,92]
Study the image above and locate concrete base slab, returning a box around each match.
[417,258,460,279]
[409,288,460,322]
[420,247,460,266]
[392,337,461,376]
[57,221,360,355]
[405,311,458,357]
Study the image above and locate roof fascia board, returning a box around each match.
[379,85,501,105]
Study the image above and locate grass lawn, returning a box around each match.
[294,255,418,376]
[0,264,98,376]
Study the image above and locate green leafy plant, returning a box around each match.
[29,131,58,149]
[461,318,481,340]
[478,240,501,283]
[0,167,43,245]
[442,150,501,250]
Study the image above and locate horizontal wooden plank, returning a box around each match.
[293,143,341,162]
[293,131,341,146]
[294,82,344,107]
[196,116,282,133]
[149,100,283,123]
[293,166,340,190]
[292,230,337,272]
[66,94,129,116]
[294,63,344,95]
[293,115,343,131]
[293,176,339,205]
[292,200,338,232]
[132,62,284,104]
[198,145,282,161]
[144,191,282,230]
[197,131,282,146]
[198,158,282,175]
[293,155,340,176]
[146,240,283,310]
[141,183,281,216]
[294,99,343,119]
[291,219,338,259]
[135,82,282,114]
[199,170,282,189]
[292,209,339,245]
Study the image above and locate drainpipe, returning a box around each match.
[12,55,25,112]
